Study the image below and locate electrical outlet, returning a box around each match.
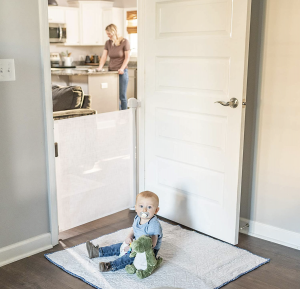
[0,59,16,81]
[101,83,108,89]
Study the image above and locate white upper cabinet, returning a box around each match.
[65,8,80,45]
[48,6,65,23]
[48,1,122,46]
[102,8,124,44]
[79,1,114,45]
[80,2,102,45]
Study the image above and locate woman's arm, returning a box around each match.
[118,51,130,74]
[97,50,108,71]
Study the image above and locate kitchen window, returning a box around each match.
[126,10,137,57]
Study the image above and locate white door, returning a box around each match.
[141,0,251,244]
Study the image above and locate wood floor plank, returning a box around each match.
[1,209,299,289]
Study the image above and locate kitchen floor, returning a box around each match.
[0,210,300,289]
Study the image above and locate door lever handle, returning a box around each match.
[215,100,229,106]
[215,98,239,108]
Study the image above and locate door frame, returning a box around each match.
[136,0,252,244]
[39,0,59,246]
[45,0,251,245]
[137,0,146,194]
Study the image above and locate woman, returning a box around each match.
[96,24,130,110]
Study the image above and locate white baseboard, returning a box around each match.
[0,233,53,267]
[239,218,300,250]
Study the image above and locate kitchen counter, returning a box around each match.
[128,61,137,68]
[51,68,119,76]
[51,67,120,114]
[51,63,136,76]
[51,64,137,113]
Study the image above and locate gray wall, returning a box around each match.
[240,0,300,234]
[0,0,50,248]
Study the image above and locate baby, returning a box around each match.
[86,191,163,272]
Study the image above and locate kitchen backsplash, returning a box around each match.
[50,43,137,65]
[50,43,105,62]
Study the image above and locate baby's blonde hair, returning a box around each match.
[136,191,159,207]
[105,24,124,46]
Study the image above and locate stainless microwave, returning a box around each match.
[49,23,67,43]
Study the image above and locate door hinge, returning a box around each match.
[55,142,58,157]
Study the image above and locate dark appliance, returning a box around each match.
[48,0,58,6]
[49,23,67,43]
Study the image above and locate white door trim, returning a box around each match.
[38,0,59,246]
[137,0,146,193]
[240,218,300,251]
[0,233,52,267]
[234,0,252,243]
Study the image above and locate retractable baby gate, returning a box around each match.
[54,99,139,232]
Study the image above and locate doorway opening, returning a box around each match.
[47,1,139,239]
[46,0,255,247]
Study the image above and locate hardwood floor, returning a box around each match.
[0,209,299,289]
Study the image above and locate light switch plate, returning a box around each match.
[0,59,16,81]
[101,83,108,89]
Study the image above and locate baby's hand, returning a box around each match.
[125,237,133,244]
[124,245,130,252]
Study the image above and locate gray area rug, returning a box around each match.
[45,221,269,289]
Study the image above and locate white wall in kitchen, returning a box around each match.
[114,0,136,7]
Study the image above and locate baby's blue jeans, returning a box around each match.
[99,243,159,271]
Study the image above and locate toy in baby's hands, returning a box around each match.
[125,235,163,279]
[119,242,131,257]
[119,237,133,257]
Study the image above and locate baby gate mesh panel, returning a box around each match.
[54,110,134,232]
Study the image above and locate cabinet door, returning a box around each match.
[80,2,102,45]
[112,8,124,37]
[102,8,112,44]
[88,74,119,113]
[65,8,80,45]
[102,8,124,44]
[48,7,65,23]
